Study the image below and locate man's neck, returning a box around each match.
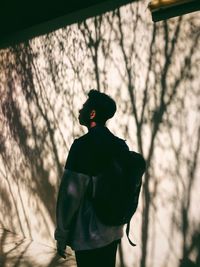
[90,121,97,128]
[87,122,105,131]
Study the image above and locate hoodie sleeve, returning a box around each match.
[54,169,90,246]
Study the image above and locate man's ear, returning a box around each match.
[90,110,96,120]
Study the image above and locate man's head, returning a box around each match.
[78,89,117,127]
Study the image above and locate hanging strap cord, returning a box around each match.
[126,222,136,246]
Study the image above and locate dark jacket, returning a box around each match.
[55,125,129,250]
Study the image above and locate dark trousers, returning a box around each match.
[75,240,120,267]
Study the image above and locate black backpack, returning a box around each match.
[89,150,146,245]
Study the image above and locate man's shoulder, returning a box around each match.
[71,132,90,148]
[72,127,129,151]
[75,132,90,142]
[114,136,129,151]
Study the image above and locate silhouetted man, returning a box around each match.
[55,89,129,267]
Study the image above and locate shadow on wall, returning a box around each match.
[179,258,198,267]
[0,229,76,267]
[0,44,82,244]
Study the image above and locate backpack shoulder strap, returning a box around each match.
[126,222,136,246]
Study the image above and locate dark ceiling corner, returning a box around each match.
[0,0,136,49]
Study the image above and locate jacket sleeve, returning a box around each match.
[64,139,79,170]
[54,169,90,246]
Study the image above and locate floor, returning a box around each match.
[0,229,77,267]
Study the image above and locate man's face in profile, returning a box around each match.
[78,100,91,126]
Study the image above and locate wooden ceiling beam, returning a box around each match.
[149,0,200,21]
